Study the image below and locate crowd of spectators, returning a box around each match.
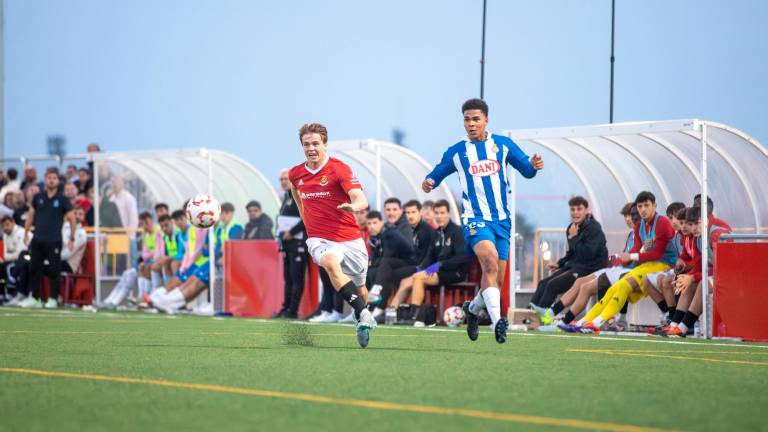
[529,192,731,337]
[0,149,732,334]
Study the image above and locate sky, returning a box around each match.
[5,0,768,191]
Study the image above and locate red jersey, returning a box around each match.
[289,157,363,242]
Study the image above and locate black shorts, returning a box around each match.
[437,270,466,285]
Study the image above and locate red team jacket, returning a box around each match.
[629,213,675,263]
[678,215,732,282]
[289,157,363,243]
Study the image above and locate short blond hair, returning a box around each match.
[298,123,328,144]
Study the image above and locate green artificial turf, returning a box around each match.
[1,307,767,432]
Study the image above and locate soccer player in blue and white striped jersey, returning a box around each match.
[422,98,543,343]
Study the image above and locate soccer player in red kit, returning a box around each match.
[289,123,376,348]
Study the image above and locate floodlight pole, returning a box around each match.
[700,123,710,339]
[609,0,616,123]
[480,0,487,99]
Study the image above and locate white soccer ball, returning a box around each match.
[186,193,221,229]
[443,305,465,327]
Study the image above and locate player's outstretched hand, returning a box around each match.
[531,153,544,170]
[337,203,356,212]
[422,178,435,193]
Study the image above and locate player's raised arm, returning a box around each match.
[423,148,457,193]
[338,188,368,213]
[505,139,543,179]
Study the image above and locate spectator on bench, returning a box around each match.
[387,199,470,326]
[244,200,274,240]
[420,200,438,229]
[1,215,29,304]
[0,167,20,202]
[541,203,638,328]
[383,197,413,241]
[643,202,687,326]
[137,211,163,297]
[150,215,178,284]
[169,210,189,275]
[354,210,414,322]
[215,202,244,267]
[60,205,88,274]
[564,191,677,334]
[661,204,731,337]
[364,200,435,322]
[530,196,607,323]
[150,229,219,314]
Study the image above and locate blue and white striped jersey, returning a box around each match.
[426,133,536,222]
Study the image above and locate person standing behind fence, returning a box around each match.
[19,167,76,309]
[274,170,309,319]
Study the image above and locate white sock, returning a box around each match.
[469,292,485,315]
[150,287,168,304]
[678,322,689,333]
[369,284,382,295]
[150,271,162,289]
[138,277,150,297]
[164,288,187,311]
[670,322,679,328]
[481,287,501,326]
[592,317,604,327]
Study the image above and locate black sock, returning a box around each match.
[672,309,685,324]
[563,310,576,324]
[682,311,699,330]
[656,300,668,314]
[552,300,565,315]
[339,281,366,319]
[668,306,676,319]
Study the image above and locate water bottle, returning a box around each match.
[385,307,397,326]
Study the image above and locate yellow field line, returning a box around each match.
[587,349,768,356]
[568,349,768,366]
[0,367,673,432]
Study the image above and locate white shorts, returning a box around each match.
[646,269,675,291]
[306,237,368,287]
[599,266,632,285]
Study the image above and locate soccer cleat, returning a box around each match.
[355,309,377,348]
[530,304,554,325]
[309,311,330,322]
[557,322,582,333]
[462,301,479,341]
[44,298,58,309]
[561,322,600,334]
[579,322,601,334]
[494,317,509,344]
[142,294,154,307]
[659,326,686,338]
[19,297,42,309]
[6,293,25,307]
